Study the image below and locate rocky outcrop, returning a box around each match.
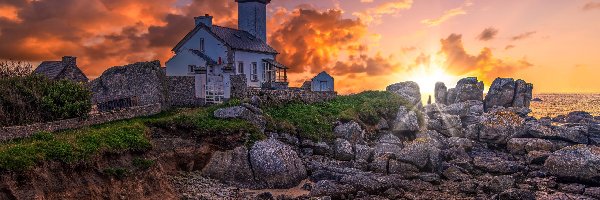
[214,104,266,131]
[477,108,526,144]
[544,145,600,184]
[333,121,365,144]
[386,81,422,108]
[445,77,484,104]
[201,146,254,185]
[434,82,447,105]
[484,78,533,111]
[249,139,307,189]
[392,106,420,132]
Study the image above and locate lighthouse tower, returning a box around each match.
[236,0,270,42]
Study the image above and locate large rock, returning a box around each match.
[392,106,420,132]
[477,109,526,144]
[249,139,307,188]
[513,79,533,108]
[214,105,266,131]
[397,136,442,173]
[434,82,448,105]
[507,138,570,154]
[386,81,422,108]
[333,139,354,161]
[333,121,365,144]
[451,77,484,104]
[484,78,516,110]
[527,122,589,144]
[201,146,255,185]
[484,78,533,111]
[544,145,600,184]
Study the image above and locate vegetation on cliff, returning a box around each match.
[265,91,407,141]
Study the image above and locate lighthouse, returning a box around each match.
[236,0,270,42]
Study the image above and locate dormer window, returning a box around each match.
[200,38,205,52]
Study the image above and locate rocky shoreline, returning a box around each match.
[187,77,600,199]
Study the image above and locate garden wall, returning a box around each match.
[0,103,163,142]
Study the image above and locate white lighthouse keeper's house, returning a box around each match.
[166,0,289,104]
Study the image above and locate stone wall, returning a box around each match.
[89,60,169,109]
[230,74,248,99]
[0,104,163,142]
[167,76,204,107]
[246,89,337,105]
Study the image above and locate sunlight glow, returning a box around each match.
[406,55,459,103]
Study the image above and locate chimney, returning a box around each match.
[62,56,76,67]
[194,14,213,27]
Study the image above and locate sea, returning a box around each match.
[529,94,600,119]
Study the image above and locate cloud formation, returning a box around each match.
[439,34,532,83]
[477,27,499,41]
[353,0,413,24]
[583,2,600,10]
[511,31,537,41]
[421,0,473,27]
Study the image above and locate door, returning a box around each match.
[320,81,327,91]
[205,74,225,104]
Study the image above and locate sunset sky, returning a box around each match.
[1,0,599,95]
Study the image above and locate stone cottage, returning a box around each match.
[165,0,289,104]
[33,56,89,82]
[302,71,335,92]
[89,61,170,112]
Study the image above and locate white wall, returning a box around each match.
[234,50,275,88]
[166,27,227,76]
[311,72,334,92]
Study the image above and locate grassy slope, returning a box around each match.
[0,91,405,171]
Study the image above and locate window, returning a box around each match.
[251,62,258,81]
[238,62,244,74]
[188,65,196,73]
[200,38,205,52]
[262,63,267,82]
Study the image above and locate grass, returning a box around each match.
[0,100,263,172]
[264,91,409,141]
[0,91,409,171]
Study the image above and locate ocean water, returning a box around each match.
[529,94,600,119]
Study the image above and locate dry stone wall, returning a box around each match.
[168,76,204,107]
[0,104,163,142]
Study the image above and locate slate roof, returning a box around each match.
[34,61,64,79]
[263,59,288,69]
[189,49,218,65]
[173,24,278,54]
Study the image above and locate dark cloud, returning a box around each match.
[505,45,515,50]
[511,31,537,41]
[440,34,532,83]
[477,27,499,41]
[583,2,600,10]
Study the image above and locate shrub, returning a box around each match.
[0,75,92,126]
[103,167,129,179]
[41,80,92,120]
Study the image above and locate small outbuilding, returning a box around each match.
[33,56,88,82]
[309,71,334,92]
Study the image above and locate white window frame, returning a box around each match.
[200,38,205,52]
[251,62,258,82]
[238,62,244,74]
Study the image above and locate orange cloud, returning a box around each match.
[439,33,533,84]
[352,0,413,24]
[421,0,472,27]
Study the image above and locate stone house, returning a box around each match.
[165,0,288,104]
[303,71,335,92]
[33,56,89,82]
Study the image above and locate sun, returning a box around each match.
[406,55,459,103]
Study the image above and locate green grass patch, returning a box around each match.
[264,91,408,141]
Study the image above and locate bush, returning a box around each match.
[0,75,92,126]
[132,158,155,170]
[41,80,92,120]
